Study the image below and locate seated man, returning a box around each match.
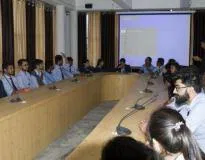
[63,57,80,75]
[140,57,156,74]
[43,61,56,85]
[16,59,39,90]
[52,55,73,81]
[1,63,20,96]
[167,67,205,153]
[31,59,45,86]
[156,57,165,76]
[79,59,94,73]
[116,58,131,73]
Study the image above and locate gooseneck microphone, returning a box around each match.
[116,94,158,136]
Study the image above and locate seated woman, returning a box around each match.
[148,108,204,160]
[101,136,162,160]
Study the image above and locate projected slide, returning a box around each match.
[119,14,191,66]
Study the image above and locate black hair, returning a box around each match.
[17,59,27,66]
[45,60,53,71]
[157,58,164,66]
[175,66,201,93]
[148,108,203,160]
[2,63,14,70]
[120,58,126,63]
[67,57,73,62]
[55,55,63,64]
[83,59,89,64]
[146,57,152,62]
[170,62,180,71]
[101,136,162,160]
[2,63,14,74]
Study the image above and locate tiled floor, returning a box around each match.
[35,101,117,160]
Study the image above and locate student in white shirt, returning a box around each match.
[1,63,20,96]
[16,59,39,90]
[148,108,203,160]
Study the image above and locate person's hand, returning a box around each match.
[139,120,148,134]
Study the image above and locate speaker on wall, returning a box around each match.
[85,3,93,9]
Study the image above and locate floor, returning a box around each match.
[35,101,117,160]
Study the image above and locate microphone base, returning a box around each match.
[116,126,132,136]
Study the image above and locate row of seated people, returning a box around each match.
[0,55,80,98]
[0,54,182,98]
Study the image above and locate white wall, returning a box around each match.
[131,0,181,9]
[191,0,205,8]
[76,0,122,10]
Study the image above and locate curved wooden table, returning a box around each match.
[0,73,140,160]
[66,74,168,160]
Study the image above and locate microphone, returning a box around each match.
[142,76,153,93]
[116,94,158,136]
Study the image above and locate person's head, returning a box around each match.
[55,55,63,66]
[173,67,201,106]
[148,108,203,160]
[2,63,14,76]
[120,58,126,65]
[18,59,29,71]
[45,60,54,73]
[97,58,104,68]
[157,58,164,67]
[101,136,161,160]
[145,57,152,67]
[200,40,205,50]
[170,62,180,74]
[32,59,44,71]
[67,57,73,65]
[83,59,90,68]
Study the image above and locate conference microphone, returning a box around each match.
[133,94,158,109]
[116,94,158,136]
[142,76,153,93]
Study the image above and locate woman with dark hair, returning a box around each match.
[148,108,204,160]
[95,58,104,72]
[101,136,162,160]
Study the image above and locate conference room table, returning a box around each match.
[66,73,168,160]
[0,72,151,160]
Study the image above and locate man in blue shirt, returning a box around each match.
[1,63,20,96]
[16,59,39,90]
[52,55,73,81]
[63,57,80,76]
[167,67,205,153]
[140,57,156,74]
[31,59,45,86]
[43,61,56,85]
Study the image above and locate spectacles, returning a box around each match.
[23,64,28,66]
[175,86,187,92]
